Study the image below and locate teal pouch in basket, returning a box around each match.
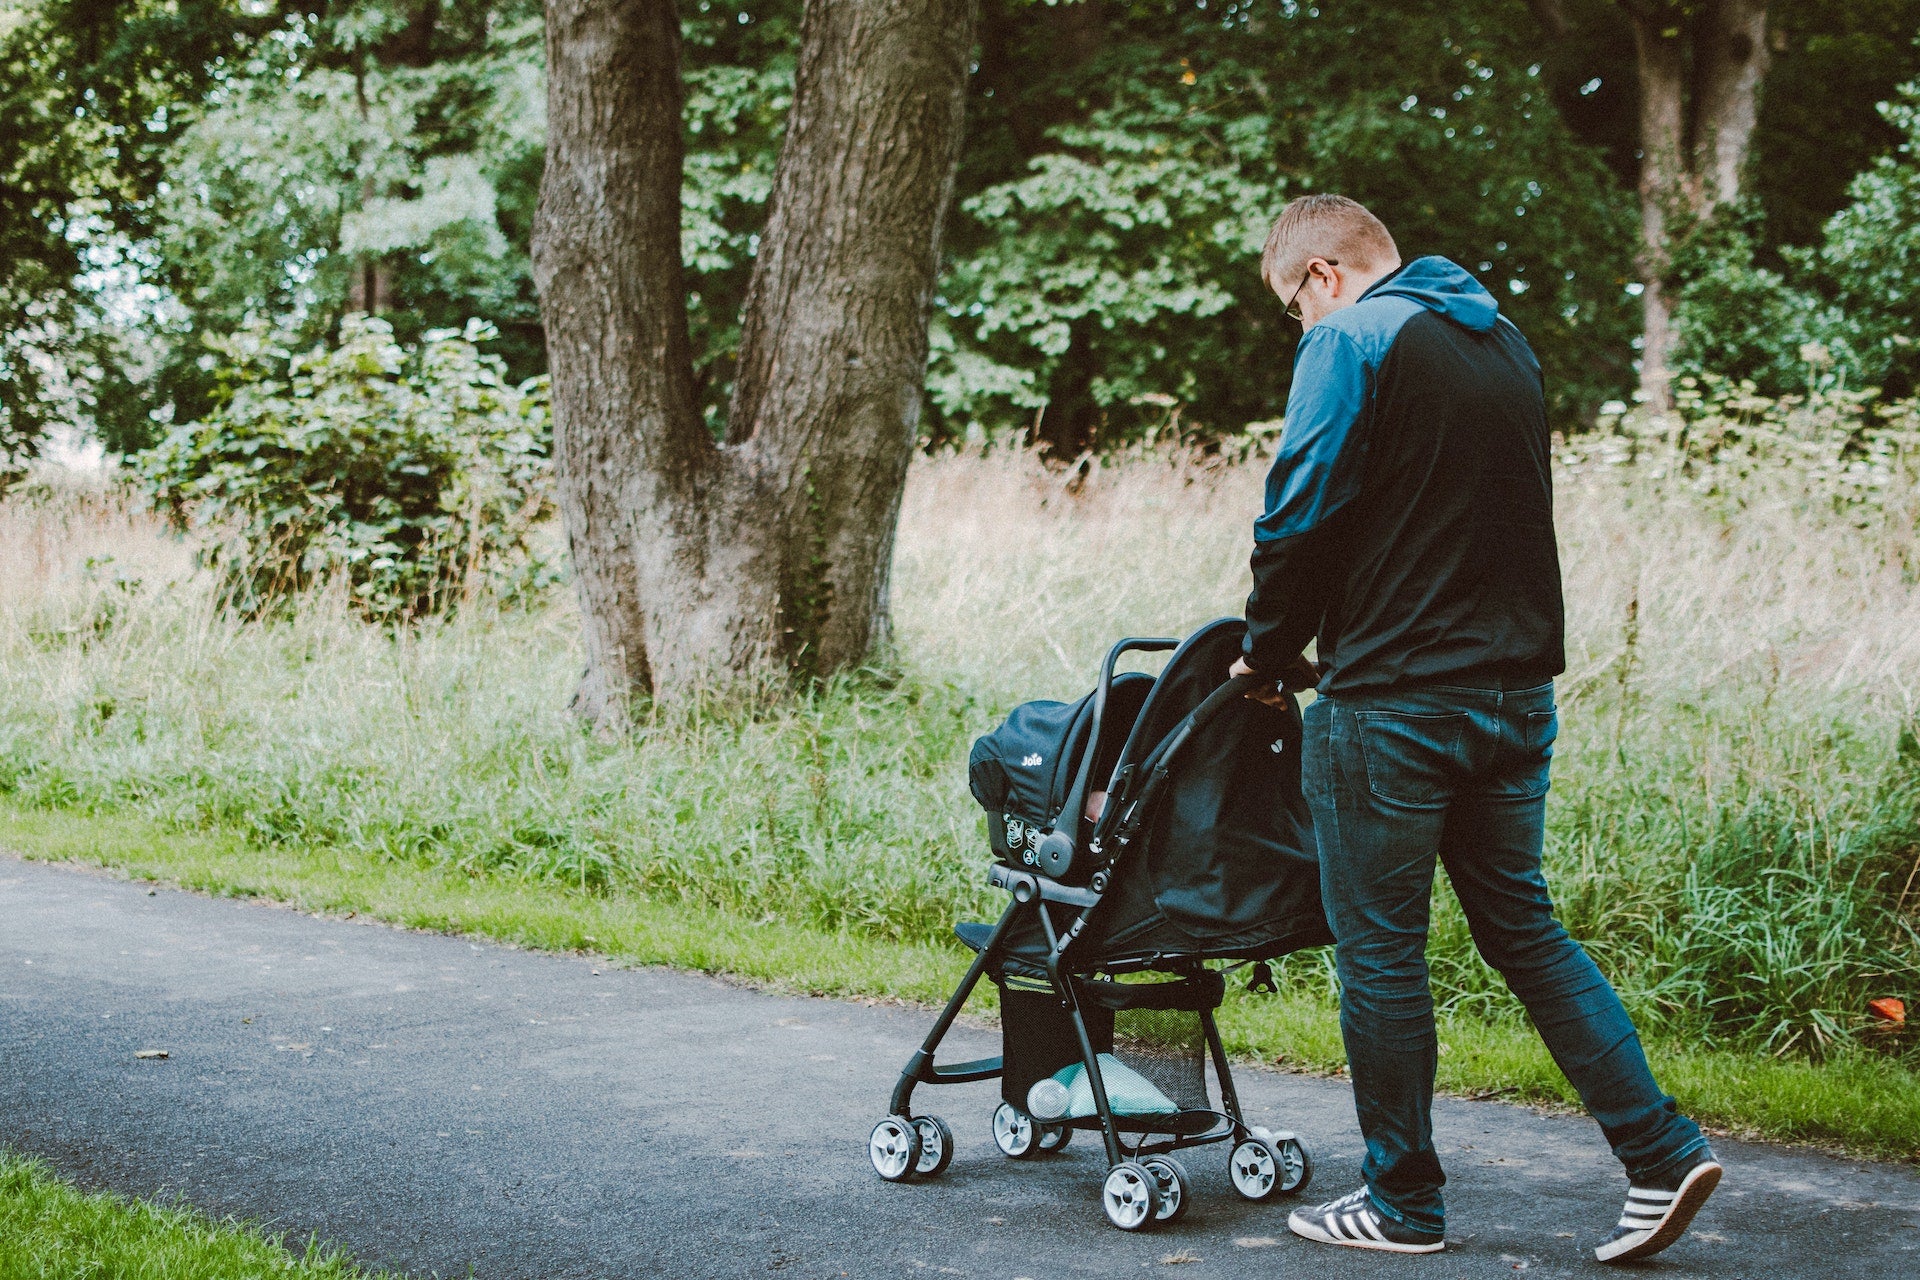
[1026,1053,1178,1120]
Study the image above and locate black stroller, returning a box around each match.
[868,618,1334,1230]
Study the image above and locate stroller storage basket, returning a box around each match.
[871,620,1330,1230]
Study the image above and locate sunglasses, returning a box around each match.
[1285,257,1339,321]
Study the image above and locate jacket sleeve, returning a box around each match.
[1242,327,1370,675]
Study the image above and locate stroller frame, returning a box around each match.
[869,637,1315,1231]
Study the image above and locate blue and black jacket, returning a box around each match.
[1243,256,1565,694]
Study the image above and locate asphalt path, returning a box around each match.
[3,855,1917,1279]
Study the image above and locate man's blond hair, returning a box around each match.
[1259,194,1399,294]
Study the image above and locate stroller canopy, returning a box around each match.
[969,618,1332,967]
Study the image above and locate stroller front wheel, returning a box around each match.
[1140,1154,1191,1224]
[869,1115,923,1182]
[1036,1121,1071,1153]
[911,1115,954,1178]
[1229,1132,1313,1200]
[992,1102,1039,1159]
[1273,1134,1313,1195]
[1101,1160,1163,1231]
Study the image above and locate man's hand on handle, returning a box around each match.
[1228,653,1316,709]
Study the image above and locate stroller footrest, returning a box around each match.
[916,1055,1002,1084]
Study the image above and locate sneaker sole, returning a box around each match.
[1595,1160,1723,1264]
[1288,1209,1445,1254]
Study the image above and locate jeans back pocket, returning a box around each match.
[1351,710,1470,808]
[1489,708,1558,800]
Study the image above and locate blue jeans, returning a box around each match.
[1300,682,1706,1235]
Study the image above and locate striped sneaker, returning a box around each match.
[1595,1151,1723,1264]
[1288,1186,1445,1254]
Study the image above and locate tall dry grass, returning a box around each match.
[0,446,1916,1055]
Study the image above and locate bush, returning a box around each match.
[138,315,552,619]
[1674,80,1920,398]
[1561,369,1920,533]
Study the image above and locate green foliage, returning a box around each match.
[934,0,1637,448]
[679,2,799,433]
[6,443,1920,1062]
[1666,209,1842,397]
[1806,83,1920,398]
[0,1149,388,1279]
[1559,372,1920,538]
[147,4,549,429]
[1750,0,1920,254]
[1676,79,1920,400]
[11,0,1920,456]
[0,0,248,461]
[137,315,552,620]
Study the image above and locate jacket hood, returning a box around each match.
[1364,255,1499,333]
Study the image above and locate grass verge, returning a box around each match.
[5,801,1917,1162]
[0,1149,384,1280]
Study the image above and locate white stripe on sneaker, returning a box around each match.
[1595,1160,1723,1265]
[1288,1187,1446,1255]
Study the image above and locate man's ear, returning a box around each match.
[1316,258,1344,298]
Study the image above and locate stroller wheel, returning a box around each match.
[1228,1135,1282,1201]
[1273,1134,1313,1194]
[1037,1122,1072,1153]
[911,1115,954,1178]
[869,1115,923,1182]
[992,1102,1038,1159]
[1101,1160,1162,1231]
[1140,1155,1191,1224]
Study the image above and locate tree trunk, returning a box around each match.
[1622,0,1768,413]
[1692,0,1769,209]
[1038,321,1101,458]
[534,0,977,726]
[1629,11,1688,414]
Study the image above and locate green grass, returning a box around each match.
[0,1149,385,1280]
[2,450,1919,1157]
[6,801,1918,1161]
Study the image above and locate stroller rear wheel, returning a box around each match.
[869,1115,923,1182]
[1101,1160,1163,1231]
[911,1115,954,1178]
[992,1102,1039,1159]
[1037,1122,1071,1153]
[1140,1155,1191,1224]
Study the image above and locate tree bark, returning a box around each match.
[1621,1,1768,413]
[534,0,977,725]
[1692,0,1769,209]
[1629,11,1687,415]
[533,0,712,726]
[726,0,978,677]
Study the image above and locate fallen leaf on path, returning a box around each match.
[1159,1252,1201,1264]
[1233,1237,1279,1248]
[134,1049,168,1060]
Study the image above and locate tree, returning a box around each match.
[532,0,977,723]
[938,0,1637,449]
[1532,0,1770,412]
[0,0,273,461]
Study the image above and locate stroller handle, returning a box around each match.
[1037,637,1179,880]
[1100,672,1269,847]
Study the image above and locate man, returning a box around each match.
[1228,194,1719,1262]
